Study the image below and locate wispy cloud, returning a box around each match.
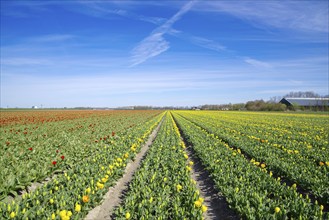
[197,1,328,33]
[75,1,166,25]
[169,29,272,68]
[130,1,196,66]
[1,58,51,66]
[2,58,327,107]
[30,34,75,43]
[169,29,228,53]
[130,34,170,66]
[243,57,272,68]
[270,56,328,68]
[190,36,227,52]
[79,1,229,63]
[126,12,165,25]
[0,1,55,18]
[259,85,329,96]
[72,1,248,66]
[0,71,284,95]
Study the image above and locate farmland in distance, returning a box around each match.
[0,110,328,219]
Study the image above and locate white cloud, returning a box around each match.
[244,57,272,68]
[1,58,51,65]
[130,34,170,66]
[270,56,328,68]
[31,34,75,42]
[2,66,327,107]
[130,1,196,66]
[190,36,226,52]
[2,68,324,97]
[197,1,328,33]
[75,1,166,25]
[169,30,228,53]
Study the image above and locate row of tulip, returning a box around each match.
[172,112,326,219]
[0,112,164,219]
[175,111,328,205]
[0,110,162,200]
[187,111,328,162]
[0,110,108,126]
[114,112,206,219]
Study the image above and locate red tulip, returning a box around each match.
[28,147,33,151]
[61,155,65,160]
[52,161,57,165]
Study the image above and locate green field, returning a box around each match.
[0,110,328,219]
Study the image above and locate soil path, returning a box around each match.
[171,113,239,220]
[185,145,240,220]
[84,119,163,220]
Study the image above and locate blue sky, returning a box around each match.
[1,0,328,108]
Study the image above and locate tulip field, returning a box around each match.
[114,113,205,219]
[0,110,164,219]
[172,111,328,219]
[0,110,328,219]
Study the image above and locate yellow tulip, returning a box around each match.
[75,203,81,212]
[10,212,16,219]
[274,207,280,213]
[194,200,202,208]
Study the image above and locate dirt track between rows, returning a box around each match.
[84,119,163,220]
[86,113,240,219]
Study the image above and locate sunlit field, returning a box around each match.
[0,110,328,219]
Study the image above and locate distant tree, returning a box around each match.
[232,103,245,110]
[245,100,286,111]
[133,106,153,110]
[269,96,282,103]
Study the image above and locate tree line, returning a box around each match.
[200,91,328,111]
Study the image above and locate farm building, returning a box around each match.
[32,106,38,109]
[279,97,329,109]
